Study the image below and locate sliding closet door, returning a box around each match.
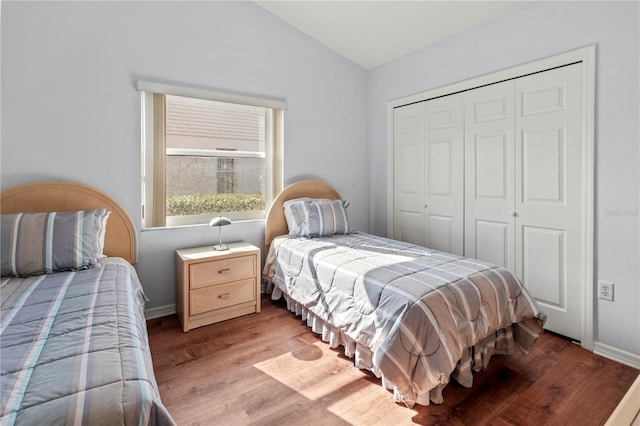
[515,63,584,340]
[464,80,516,270]
[424,95,464,255]
[393,103,425,245]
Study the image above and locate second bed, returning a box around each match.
[263,180,545,407]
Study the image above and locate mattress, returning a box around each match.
[1,258,174,425]
[264,232,546,406]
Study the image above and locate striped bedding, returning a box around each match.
[264,232,545,407]
[1,258,174,425]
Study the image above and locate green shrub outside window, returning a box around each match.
[167,193,265,216]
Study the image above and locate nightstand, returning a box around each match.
[176,242,261,332]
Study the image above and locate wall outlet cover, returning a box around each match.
[598,280,614,301]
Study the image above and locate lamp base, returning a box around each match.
[213,244,229,251]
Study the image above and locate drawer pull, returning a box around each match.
[218,292,231,299]
[218,268,231,273]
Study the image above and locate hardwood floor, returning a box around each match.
[147,296,638,425]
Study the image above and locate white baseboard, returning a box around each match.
[145,304,176,320]
[594,341,640,370]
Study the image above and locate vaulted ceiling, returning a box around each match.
[254,1,525,69]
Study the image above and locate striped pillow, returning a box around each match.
[283,198,352,237]
[1,209,110,277]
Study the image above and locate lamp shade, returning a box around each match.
[209,216,232,227]
[209,216,232,250]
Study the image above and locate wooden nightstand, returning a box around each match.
[176,242,261,332]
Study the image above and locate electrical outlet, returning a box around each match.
[598,280,614,301]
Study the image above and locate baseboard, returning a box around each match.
[594,341,640,370]
[145,304,176,320]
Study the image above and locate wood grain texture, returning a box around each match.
[148,296,638,425]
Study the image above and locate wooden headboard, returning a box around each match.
[0,181,137,263]
[264,179,341,252]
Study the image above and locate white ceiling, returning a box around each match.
[254,1,525,69]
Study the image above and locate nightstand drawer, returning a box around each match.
[189,255,256,289]
[190,278,256,315]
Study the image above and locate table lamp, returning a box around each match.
[209,215,232,251]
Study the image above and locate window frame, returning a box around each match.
[138,81,285,229]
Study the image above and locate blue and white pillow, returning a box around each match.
[1,209,110,277]
[283,198,352,237]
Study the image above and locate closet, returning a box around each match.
[392,62,586,341]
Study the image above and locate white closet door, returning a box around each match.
[464,80,516,270]
[515,63,583,340]
[424,95,464,255]
[393,103,425,245]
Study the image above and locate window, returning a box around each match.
[138,82,285,228]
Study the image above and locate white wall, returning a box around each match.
[367,1,639,356]
[1,1,368,310]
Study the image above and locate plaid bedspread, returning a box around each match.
[1,259,174,425]
[266,232,545,406]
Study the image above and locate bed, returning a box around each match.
[263,179,546,407]
[1,181,175,425]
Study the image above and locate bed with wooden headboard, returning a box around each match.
[0,181,174,425]
[263,179,546,407]
[264,179,341,254]
[1,181,136,262]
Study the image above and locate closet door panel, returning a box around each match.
[522,226,564,306]
[424,95,464,255]
[475,133,509,198]
[427,215,453,253]
[393,103,425,245]
[464,80,515,270]
[475,219,509,268]
[397,210,424,245]
[428,139,452,195]
[515,63,583,340]
[521,127,565,202]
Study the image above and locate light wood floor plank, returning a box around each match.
[148,296,638,425]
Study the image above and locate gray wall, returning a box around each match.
[367,1,639,356]
[1,1,368,310]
